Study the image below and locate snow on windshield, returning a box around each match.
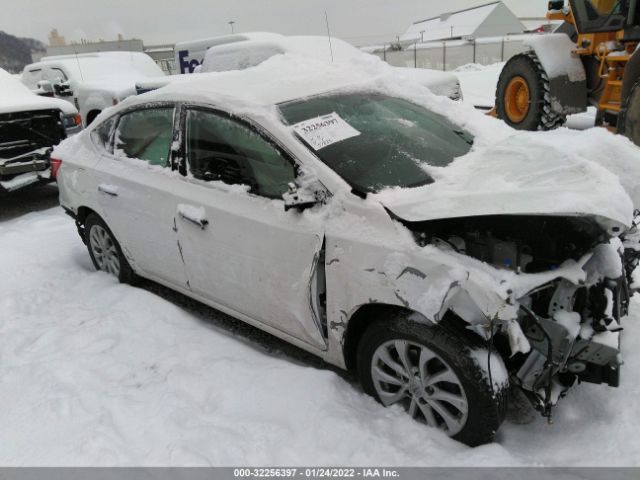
[280,92,473,193]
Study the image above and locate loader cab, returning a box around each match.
[567,0,628,34]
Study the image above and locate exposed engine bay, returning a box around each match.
[401,213,640,419]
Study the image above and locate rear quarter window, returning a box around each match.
[90,117,117,154]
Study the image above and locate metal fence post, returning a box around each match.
[442,41,446,71]
[414,42,417,68]
[501,38,505,62]
[473,39,476,64]
[383,44,386,62]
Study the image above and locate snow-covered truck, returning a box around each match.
[0,68,81,194]
[172,32,462,100]
[21,52,166,126]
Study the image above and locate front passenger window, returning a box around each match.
[185,109,297,198]
[114,107,174,167]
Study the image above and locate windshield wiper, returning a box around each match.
[454,129,473,145]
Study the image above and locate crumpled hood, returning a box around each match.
[373,135,634,231]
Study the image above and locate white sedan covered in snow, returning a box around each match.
[53,58,638,446]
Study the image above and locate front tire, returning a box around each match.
[357,315,507,446]
[85,213,135,284]
[496,53,566,131]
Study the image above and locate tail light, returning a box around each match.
[50,157,63,180]
[73,114,82,126]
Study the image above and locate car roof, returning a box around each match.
[143,56,374,108]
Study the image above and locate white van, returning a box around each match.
[174,32,282,74]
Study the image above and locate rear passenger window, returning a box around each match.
[90,117,116,153]
[114,108,174,167]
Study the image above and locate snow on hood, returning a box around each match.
[374,134,633,230]
[363,74,638,231]
[0,68,77,115]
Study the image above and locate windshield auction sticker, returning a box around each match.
[292,112,361,150]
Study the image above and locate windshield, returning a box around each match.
[278,93,473,193]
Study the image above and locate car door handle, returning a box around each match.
[178,205,209,230]
[98,184,119,197]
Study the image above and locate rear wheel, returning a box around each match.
[621,81,640,147]
[357,314,507,446]
[496,53,566,131]
[85,213,135,284]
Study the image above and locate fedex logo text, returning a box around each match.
[178,50,201,74]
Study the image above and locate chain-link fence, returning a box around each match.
[368,35,531,71]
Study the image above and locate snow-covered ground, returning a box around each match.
[455,63,597,130]
[2,205,640,466]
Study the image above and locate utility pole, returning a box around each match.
[450,26,454,38]
[420,30,425,43]
[228,21,236,33]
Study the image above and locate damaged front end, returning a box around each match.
[402,214,637,420]
[0,108,72,194]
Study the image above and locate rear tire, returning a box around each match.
[496,53,566,131]
[85,213,135,284]
[357,314,507,446]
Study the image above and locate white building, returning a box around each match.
[400,1,525,44]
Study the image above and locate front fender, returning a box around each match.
[524,34,588,115]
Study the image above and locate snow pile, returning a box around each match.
[2,208,640,466]
[454,62,505,73]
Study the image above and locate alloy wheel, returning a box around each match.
[89,224,121,277]
[370,339,468,435]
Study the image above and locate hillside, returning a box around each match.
[0,31,45,73]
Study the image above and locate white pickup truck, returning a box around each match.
[168,32,462,100]
[0,68,81,193]
[21,52,166,126]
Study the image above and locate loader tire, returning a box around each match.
[621,81,640,147]
[496,52,566,131]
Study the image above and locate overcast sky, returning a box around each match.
[1,0,545,46]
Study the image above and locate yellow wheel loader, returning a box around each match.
[495,0,640,146]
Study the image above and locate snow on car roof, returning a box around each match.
[200,35,375,74]
[27,52,164,82]
[144,54,376,107]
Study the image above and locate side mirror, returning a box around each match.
[54,81,73,97]
[36,80,53,92]
[283,182,321,212]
